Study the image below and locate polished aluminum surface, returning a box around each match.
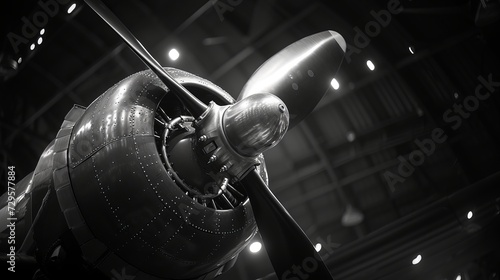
[192,93,288,182]
[1,20,346,278]
[194,102,262,180]
[223,93,289,157]
[66,68,258,279]
[238,30,346,129]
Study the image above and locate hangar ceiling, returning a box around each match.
[1,0,500,279]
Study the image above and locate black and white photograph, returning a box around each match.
[1,0,499,279]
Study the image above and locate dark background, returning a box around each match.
[1,0,500,279]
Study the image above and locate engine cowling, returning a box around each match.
[57,68,262,279]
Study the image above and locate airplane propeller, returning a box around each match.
[83,0,207,117]
[241,169,334,279]
[83,0,345,279]
[237,30,346,129]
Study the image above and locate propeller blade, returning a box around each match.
[241,169,334,280]
[237,31,346,129]
[83,0,207,117]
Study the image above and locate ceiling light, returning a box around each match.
[37,37,43,45]
[409,46,415,54]
[366,60,375,71]
[467,211,473,219]
[249,241,262,253]
[456,274,462,280]
[67,3,77,14]
[330,78,340,90]
[40,28,45,35]
[168,48,180,61]
[30,43,36,51]
[315,243,322,252]
[346,131,356,142]
[412,254,422,265]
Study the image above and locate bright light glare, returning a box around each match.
[168,48,180,61]
[30,43,35,51]
[467,211,473,219]
[37,37,43,45]
[409,46,415,54]
[346,131,356,142]
[17,57,22,64]
[67,3,77,14]
[412,254,422,265]
[249,241,262,253]
[315,243,322,252]
[456,274,462,280]
[40,28,45,35]
[330,78,340,90]
[367,60,375,71]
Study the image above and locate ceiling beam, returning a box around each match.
[317,29,477,111]
[208,2,319,81]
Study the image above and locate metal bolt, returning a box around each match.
[208,155,217,163]
[198,135,207,142]
[278,104,286,113]
[220,165,228,173]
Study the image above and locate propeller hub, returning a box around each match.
[223,93,289,157]
[193,94,289,180]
